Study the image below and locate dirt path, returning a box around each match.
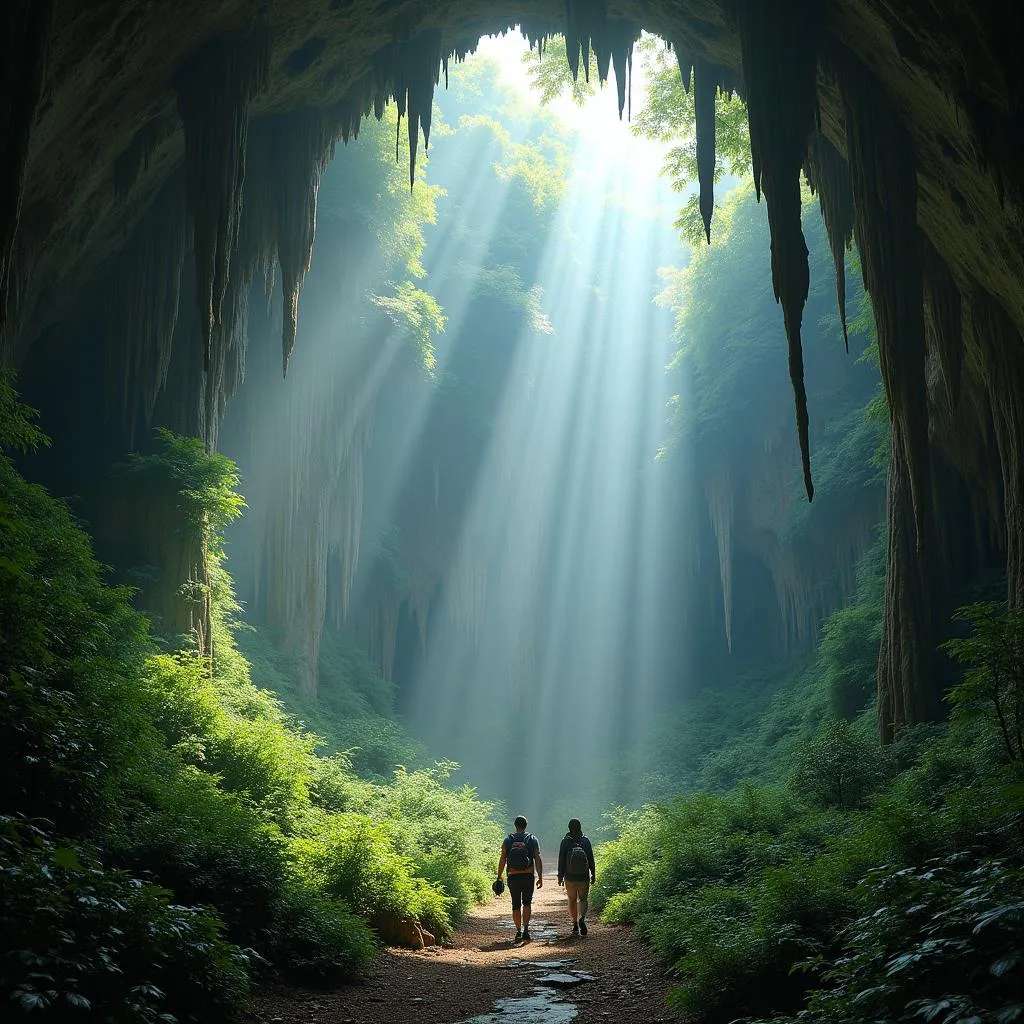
[251,882,676,1024]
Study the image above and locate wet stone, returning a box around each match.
[455,991,578,1024]
[535,973,595,988]
[500,959,576,970]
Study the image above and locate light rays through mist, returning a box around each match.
[401,53,684,835]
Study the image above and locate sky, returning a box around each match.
[473,28,679,183]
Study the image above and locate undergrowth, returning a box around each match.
[0,379,501,1021]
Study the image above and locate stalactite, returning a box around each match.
[373,30,444,189]
[518,18,552,57]
[838,53,930,551]
[970,288,1024,609]
[0,0,55,342]
[674,44,693,95]
[804,132,854,350]
[174,28,271,376]
[705,467,734,653]
[920,233,963,415]
[606,20,641,119]
[735,0,823,502]
[254,112,339,375]
[694,59,718,244]
[104,175,190,441]
[564,0,605,83]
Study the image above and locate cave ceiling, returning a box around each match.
[3,0,1024,736]
[3,0,1022,358]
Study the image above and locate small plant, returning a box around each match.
[755,853,1024,1024]
[788,718,887,810]
[944,602,1024,770]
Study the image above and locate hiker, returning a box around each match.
[557,818,596,935]
[496,814,543,942]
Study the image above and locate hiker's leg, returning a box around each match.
[566,881,579,922]
[521,878,535,928]
[511,880,523,931]
[578,881,590,923]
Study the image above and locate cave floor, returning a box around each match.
[249,883,674,1023]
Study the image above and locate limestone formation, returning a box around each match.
[3,0,1024,738]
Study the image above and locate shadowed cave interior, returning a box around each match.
[2,1,1024,1021]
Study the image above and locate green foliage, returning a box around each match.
[293,812,455,938]
[818,535,885,718]
[629,36,752,245]
[363,761,503,919]
[1,393,151,836]
[789,718,888,810]
[521,35,599,106]
[599,614,1024,1024]
[240,623,427,778]
[0,371,48,455]
[515,33,751,245]
[1,383,502,1017]
[756,854,1024,1024]
[373,280,447,374]
[116,428,246,544]
[0,817,251,1023]
[944,603,1024,769]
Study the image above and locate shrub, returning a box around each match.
[788,718,887,810]
[944,602,1024,770]
[293,811,455,938]
[263,884,376,984]
[106,759,291,953]
[757,853,1024,1024]
[0,817,250,1023]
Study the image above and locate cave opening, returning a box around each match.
[3,3,1024,1017]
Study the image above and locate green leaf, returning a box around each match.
[52,848,86,872]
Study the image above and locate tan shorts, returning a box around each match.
[564,879,590,901]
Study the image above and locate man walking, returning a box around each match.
[557,818,595,935]
[496,815,543,942]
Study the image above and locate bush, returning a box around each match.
[1,385,502,1018]
[789,718,888,810]
[944,602,1024,771]
[293,811,455,938]
[0,817,250,1023]
[756,852,1024,1024]
[263,884,376,984]
[1,381,150,835]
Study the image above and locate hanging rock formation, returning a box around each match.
[3,0,1024,739]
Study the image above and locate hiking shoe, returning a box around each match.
[571,922,579,934]
[522,929,532,942]
[514,930,522,942]
[579,920,588,935]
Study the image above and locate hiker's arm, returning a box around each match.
[497,846,507,879]
[587,839,596,883]
[534,852,543,887]
[557,838,566,884]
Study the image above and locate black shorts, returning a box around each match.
[507,874,535,910]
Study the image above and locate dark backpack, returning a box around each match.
[507,832,534,871]
[567,837,589,875]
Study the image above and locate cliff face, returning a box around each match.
[3,0,1024,738]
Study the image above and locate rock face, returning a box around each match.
[2,0,1023,738]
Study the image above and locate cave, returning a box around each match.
[3,0,1023,745]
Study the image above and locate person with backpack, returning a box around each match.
[557,818,596,935]
[495,814,543,942]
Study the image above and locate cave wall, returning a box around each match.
[3,0,1024,738]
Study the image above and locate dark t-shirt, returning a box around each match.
[558,833,595,882]
[503,831,540,873]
